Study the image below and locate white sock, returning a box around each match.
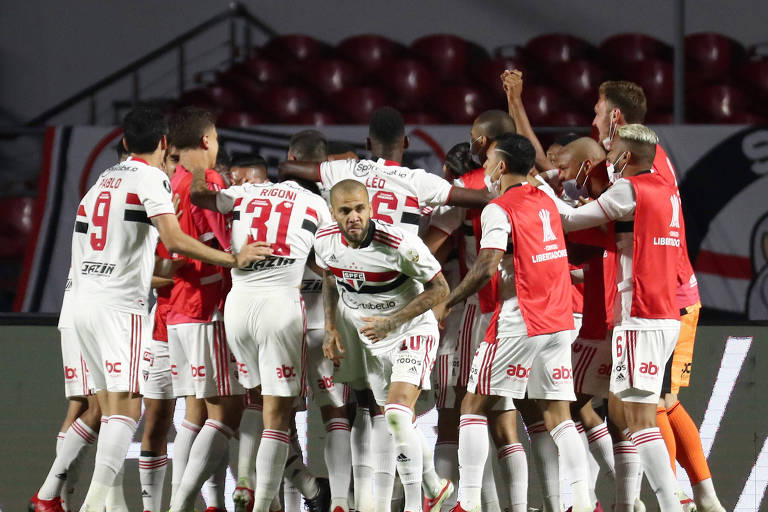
[63,440,92,511]
[171,419,233,512]
[204,445,229,509]
[629,428,681,512]
[528,422,561,512]
[614,441,641,512]
[481,452,501,512]
[39,419,97,500]
[692,478,723,510]
[80,415,136,511]
[254,429,291,512]
[434,442,458,510]
[139,452,168,512]
[551,420,592,512]
[496,444,527,512]
[576,422,599,504]
[384,404,423,512]
[171,420,201,500]
[351,408,373,512]
[284,478,303,512]
[325,418,352,504]
[105,464,129,512]
[285,432,319,498]
[416,423,442,498]
[456,414,488,511]
[238,406,264,489]
[586,423,615,484]
[372,414,396,512]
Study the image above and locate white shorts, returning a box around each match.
[168,316,244,399]
[572,337,612,399]
[457,301,492,387]
[305,328,347,408]
[73,305,146,394]
[468,330,576,401]
[141,339,174,400]
[224,288,306,398]
[610,325,680,404]
[332,306,370,389]
[60,327,92,398]
[365,330,439,407]
[433,353,459,409]
[572,314,583,341]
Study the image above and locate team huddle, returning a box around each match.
[31,70,725,512]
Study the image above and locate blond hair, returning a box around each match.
[617,124,659,145]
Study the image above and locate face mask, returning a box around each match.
[607,152,628,184]
[484,161,503,197]
[563,161,588,200]
[540,168,561,181]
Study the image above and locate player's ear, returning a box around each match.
[122,137,130,153]
[403,135,410,150]
[365,137,372,151]
[286,150,296,161]
[200,134,209,151]
[159,135,168,151]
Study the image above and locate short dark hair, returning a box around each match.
[368,107,405,147]
[215,148,231,171]
[114,141,129,161]
[553,132,580,147]
[168,106,216,150]
[444,142,477,177]
[122,106,167,154]
[289,130,328,161]
[599,81,647,123]
[494,133,536,176]
[231,155,267,169]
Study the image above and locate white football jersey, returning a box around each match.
[71,157,175,313]
[429,175,480,269]
[313,220,442,354]
[301,266,324,330]
[319,158,453,234]
[217,180,331,290]
[58,270,74,329]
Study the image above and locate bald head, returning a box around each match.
[330,179,369,207]
[473,110,517,139]
[555,137,606,182]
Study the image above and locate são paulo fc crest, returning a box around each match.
[342,270,366,291]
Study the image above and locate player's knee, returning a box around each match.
[459,391,487,416]
[384,404,413,436]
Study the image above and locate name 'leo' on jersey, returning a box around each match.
[216,180,332,290]
[71,156,175,312]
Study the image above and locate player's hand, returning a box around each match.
[359,316,396,343]
[327,151,359,162]
[233,241,273,268]
[432,302,450,329]
[323,327,345,366]
[173,193,182,219]
[577,196,594,206]
[501,69,524,102]
[178,148,209,173]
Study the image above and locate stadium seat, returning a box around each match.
[338,34,405,75]
[411,34,470,83]
[720,110,767,124]
[475,57,531,104]
[261,34,329,62]
[739,59,768,107]
[600,33,671,65]
[685,32,745,84]
[402,111,441,124]
[329,86,389,124]
[538,110,592,127]
[432,85,491,124]
[645,110,675,124]
[382,58,437,110]
[521,85,565,125]
[687,84,748,123]
[524,34,594,66]
[236,57,287,84]
[306,58,362,95]
[217,111,264,128]
[623,59,674,110]
[179,85,242,111]
[283,109,341,126]
[553,60,605,107]
[0,196,34,259]
[257,85,316,121]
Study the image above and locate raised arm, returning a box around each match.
[446,186,492,209]
[502,69,551,172]
[278,161,322,183]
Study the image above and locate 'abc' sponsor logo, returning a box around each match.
[65,366,78,380]
[506,364,531,379]
[552,366,572,380]
[237,362,248,375]
[106,361,122,374]
[639,362,659,375]
[276,365,296,379]
[170,364,178,376]
[191,365,206,377]
[317,376,335,390]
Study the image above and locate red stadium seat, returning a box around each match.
[382,58,437,110]
[623,59,674,110]
[179,85,242,111]
[402,111,441,124]
[521,85,565,125]
[338,35,405,75]
[217,111,264,128]
[525,34,594,66]
[261,34,329,62]
[433,85,491,124]
[538,110,592,127]
[687,85,748,123]
[283,109,341,126]
[0,196,34,259]
[739,59,768,107]
[257,85,316,121]
[721,110,767,124]
[306,59,361,95]
[411,34,470,83]
[645,110,675,124]
[685,32,745,84]
[236,57,287,84]
[553,60,605,107]
[329,86,389,124]
[475,57,531,105]
[600,33,671,65]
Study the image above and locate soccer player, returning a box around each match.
[315,179,452,512]
[230,155,269,186]
[436,133,591,512]
[69,106,271,512]
[185,146,333,512]
[593,81,724,512]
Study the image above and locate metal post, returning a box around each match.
[244,24,252,58]
[178,45,186,97]
[229,18,237,65]
[673,0,686,124]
